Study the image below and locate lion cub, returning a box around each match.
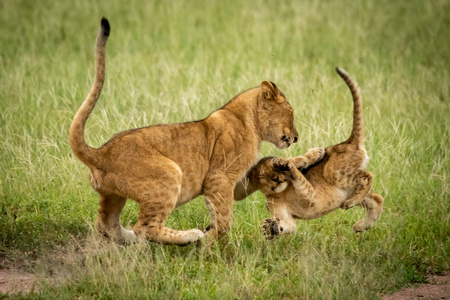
[70,18,298,245]
[235,68,383,239]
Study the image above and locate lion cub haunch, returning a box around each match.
[69,18,299,245]
[236,68,383,239]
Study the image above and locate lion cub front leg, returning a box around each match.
[273,157,315,204]
[203,173,234,240]
[291,147,325,170]
[262,194,298,240]
[261,211,297,240]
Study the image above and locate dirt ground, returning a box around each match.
[0,268,38,295]
[382,271,450,300]
[0,252,38,295]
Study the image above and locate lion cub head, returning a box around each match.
[257,81,298,149]
[249,157,289,195]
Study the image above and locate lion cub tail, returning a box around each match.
[335,67,364,147]
[69,18,110,168]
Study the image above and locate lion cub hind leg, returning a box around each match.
[353,192,383,232]
[131,161,204,245]
[95,193,140,244]
[133,187,204,245]
[341,170,373,210]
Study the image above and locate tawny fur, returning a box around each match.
[234,68,383,239]
[69,18,299,245]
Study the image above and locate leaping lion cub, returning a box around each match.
[69,18,299,245]
[235,68,383,239]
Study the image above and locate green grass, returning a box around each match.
[1,0,449,298]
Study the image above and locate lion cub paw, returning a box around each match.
[340,199,360,210]
[120,227,143,244]
[305,147,326,164]
[188,229,205,240]
[272,157,291,172]
[179,229,204,246]
[352,220,373,233]
[261,218,283,240]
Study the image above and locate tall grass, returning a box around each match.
[1,0,449,298]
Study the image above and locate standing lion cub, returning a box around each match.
[69,18,298,245]
[234,68,383,239]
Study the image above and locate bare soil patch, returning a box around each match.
[0,252,38,295]
[383,271,450,300]
[0,268,38,295]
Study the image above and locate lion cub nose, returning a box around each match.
[293,136,298,143]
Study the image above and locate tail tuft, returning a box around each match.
[335,66,347,77]
[101,17,110,37]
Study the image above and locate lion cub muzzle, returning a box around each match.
[280,127,299,148]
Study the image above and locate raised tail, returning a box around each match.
[335,67,364,147]
[69,18,110,168]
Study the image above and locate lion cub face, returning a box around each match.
[258,81,298,149]
[251,157,289,195]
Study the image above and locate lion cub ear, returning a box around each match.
[261,81,284,103]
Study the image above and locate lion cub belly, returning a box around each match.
[300,185,352,219]
[176,173,205,207]
[173,155,221,207]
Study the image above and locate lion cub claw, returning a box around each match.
[273,157,291,172]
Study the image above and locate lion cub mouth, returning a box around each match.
[278,126,299,149]
[279,134,298,148]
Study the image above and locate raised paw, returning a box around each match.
[261,218,283,240]
[272,157,291,172]
[305,147,326,164]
